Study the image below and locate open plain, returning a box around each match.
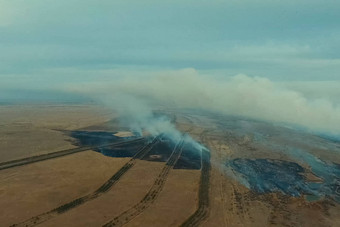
[0,104,339,227]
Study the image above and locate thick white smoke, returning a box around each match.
[100,94,182,141]
[99,94,204,150]
[68,69,340,135]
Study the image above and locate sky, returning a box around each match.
[1,0,340,134]
[1,0,340,89]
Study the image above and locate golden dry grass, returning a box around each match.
[0,151,129,226]
[1,105,339,227]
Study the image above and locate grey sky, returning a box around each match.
[1,0,340,90]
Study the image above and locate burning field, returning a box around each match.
[2,0,340,226]
[0,105,339,227]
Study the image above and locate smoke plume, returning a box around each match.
[100,94,204,149]
[68,69,340,136]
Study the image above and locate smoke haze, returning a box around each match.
[98,93,205,150]
[67,69,340,136]
[1,0,339,137]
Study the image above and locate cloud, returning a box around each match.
[0,0,340,80]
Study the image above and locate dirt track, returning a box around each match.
[103,139,185,227]
[180,130,211,227]
[0,137,145,171]
[11,136,160,227]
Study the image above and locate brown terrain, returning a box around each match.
[0,104,339,227]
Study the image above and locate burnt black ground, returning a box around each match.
[69,130,204,170]
[70,131,145,158]
[228,158,340,203]
[141,138,176,162]
[174,142,201,170]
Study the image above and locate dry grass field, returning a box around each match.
[0,104,339,227]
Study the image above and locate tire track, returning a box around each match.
[180,131,211,227]
[11,136,160,227]
[0,138,145,171]
[103,139,185,227]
